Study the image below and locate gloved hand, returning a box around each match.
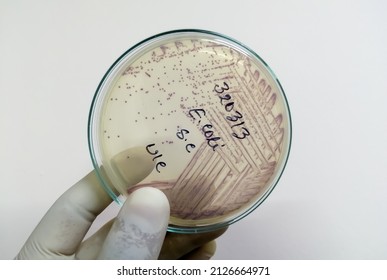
[15,171,226,260]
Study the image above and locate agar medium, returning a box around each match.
[88,29,292,233]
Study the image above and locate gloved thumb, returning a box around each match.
[97,187,170,259]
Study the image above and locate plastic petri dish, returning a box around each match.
[88,29,292,233]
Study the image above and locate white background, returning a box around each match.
[1,0,386,260]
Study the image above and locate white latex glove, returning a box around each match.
[15,171,227,260]
[15,171,169,259]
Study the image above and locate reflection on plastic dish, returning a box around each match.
[88,29,292,233]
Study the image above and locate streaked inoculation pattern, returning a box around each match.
[100,37,289,226]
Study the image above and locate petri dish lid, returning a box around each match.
[88,29,292,233]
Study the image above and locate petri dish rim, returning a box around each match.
[88,29,292,233]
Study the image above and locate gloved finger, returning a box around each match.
[15,171,113,259]
[181,240,217,260]
[16,147,155,259]
[75,219,114,259]
[158,227,227,260]
[75,145,162,259]
[97,187,170,260]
